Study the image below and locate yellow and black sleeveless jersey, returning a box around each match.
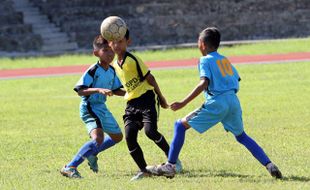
[112,51,154,101]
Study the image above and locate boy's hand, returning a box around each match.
[159,97,169,109]
[170,102,186,111]
[98,89,113,96]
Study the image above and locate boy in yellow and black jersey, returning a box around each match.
[109,29,182,180]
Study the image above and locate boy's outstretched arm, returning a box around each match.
[77,88,113,96]
[145,73,169,109]
[171,77,208,111]
[112,88,126,96]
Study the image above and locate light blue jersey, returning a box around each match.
[199,51,240,99]
[74,62,122,104]
[74,62,122,135]
[187,51,244,136]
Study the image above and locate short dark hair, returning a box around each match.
[124,29,130,40]
[93,35,109,50]
[199,27,221,50]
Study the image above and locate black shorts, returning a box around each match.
[123,90,159,130]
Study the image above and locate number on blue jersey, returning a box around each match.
[216,58,233,77]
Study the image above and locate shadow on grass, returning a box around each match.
[87,168,310,183]
[180,169,253,179]
[281,175,310,182]
[179,169,310,182]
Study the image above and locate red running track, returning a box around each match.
[1,52,310,79]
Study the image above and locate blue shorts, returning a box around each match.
[185,92,244,136]
[80,102,121,135]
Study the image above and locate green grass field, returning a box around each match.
[0,37,309,69]
[0,59,309,189]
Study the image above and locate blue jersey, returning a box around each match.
[199,51,240,99]
[74,62,122,104]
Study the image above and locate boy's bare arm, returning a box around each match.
[112,88,126,96]
[170,78,208,111]
[145,73,169,108]
[77,88,113,96]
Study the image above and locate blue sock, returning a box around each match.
[168,120,187,164]
[97,135,116,152]
[236,132,271,166]
[67,140,99,168]
[67,136,117,168]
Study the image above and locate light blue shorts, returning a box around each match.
[186,92,244,136]
[80,102,121,135]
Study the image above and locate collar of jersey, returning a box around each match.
[117,51,130,68]
[96,61,110,71]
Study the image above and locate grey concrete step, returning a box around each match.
[31,23,57,29]
[33,27,61,34]
[15,6,40,12]
[43,37,71,44]
[40,32,68,39]
[24,16,50,23]
[11,0,78,52]
[41,42,78,52]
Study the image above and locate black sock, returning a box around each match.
[155,135,170,157]
[130,145,147,171]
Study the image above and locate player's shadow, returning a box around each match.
[281,175,310,182]
[180,169,310,182]
[181,169,253,179]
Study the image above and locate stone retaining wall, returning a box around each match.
[3,0,310,51]
[0,0,42,52]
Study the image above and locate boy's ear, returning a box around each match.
[127,38,132,45]
[93,50,98,56]
[201,41,207,50]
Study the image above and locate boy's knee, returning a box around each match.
[144,124,161,141]
[235,131,246,143]
[125,125,139,149]
[174,119,188,131]
[110,133,123,143]
[94,136,104,145]
[90,128,104,145]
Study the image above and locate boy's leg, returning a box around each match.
[65,140,100,168]
[168,119,189,163]
[86,129,122,172]
[144,120,185,173]
[144,122,170,156]
[235,132,271,166]
[223,94,282,178]
[155,101,223,178]
[154,119,189,178]
[125,122,147,171]
[235,132,282,178]
[60,139,98,178]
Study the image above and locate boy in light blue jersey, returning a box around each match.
[153,27,282,179]
[60,35,125,178]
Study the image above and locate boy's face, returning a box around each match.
[93,45,115,64]
[108,37,130,56]
[198,38,207,56]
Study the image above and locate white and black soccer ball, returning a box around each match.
[100,16,127,41]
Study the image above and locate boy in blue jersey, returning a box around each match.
[60,35,125,178]
[153,27,282,179]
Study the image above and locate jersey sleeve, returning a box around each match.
[73,71,94,92]
[199,57,211,80]
[232,65,241,81]
[136,56,150,77]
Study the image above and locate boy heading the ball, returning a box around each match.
[152,27,282,179]
[105,24,182,180]
[60,35,125,178]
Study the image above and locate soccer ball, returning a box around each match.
[100,16,127,41]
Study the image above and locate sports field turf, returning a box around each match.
[0,59,309,189]
[0,37,309,69]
